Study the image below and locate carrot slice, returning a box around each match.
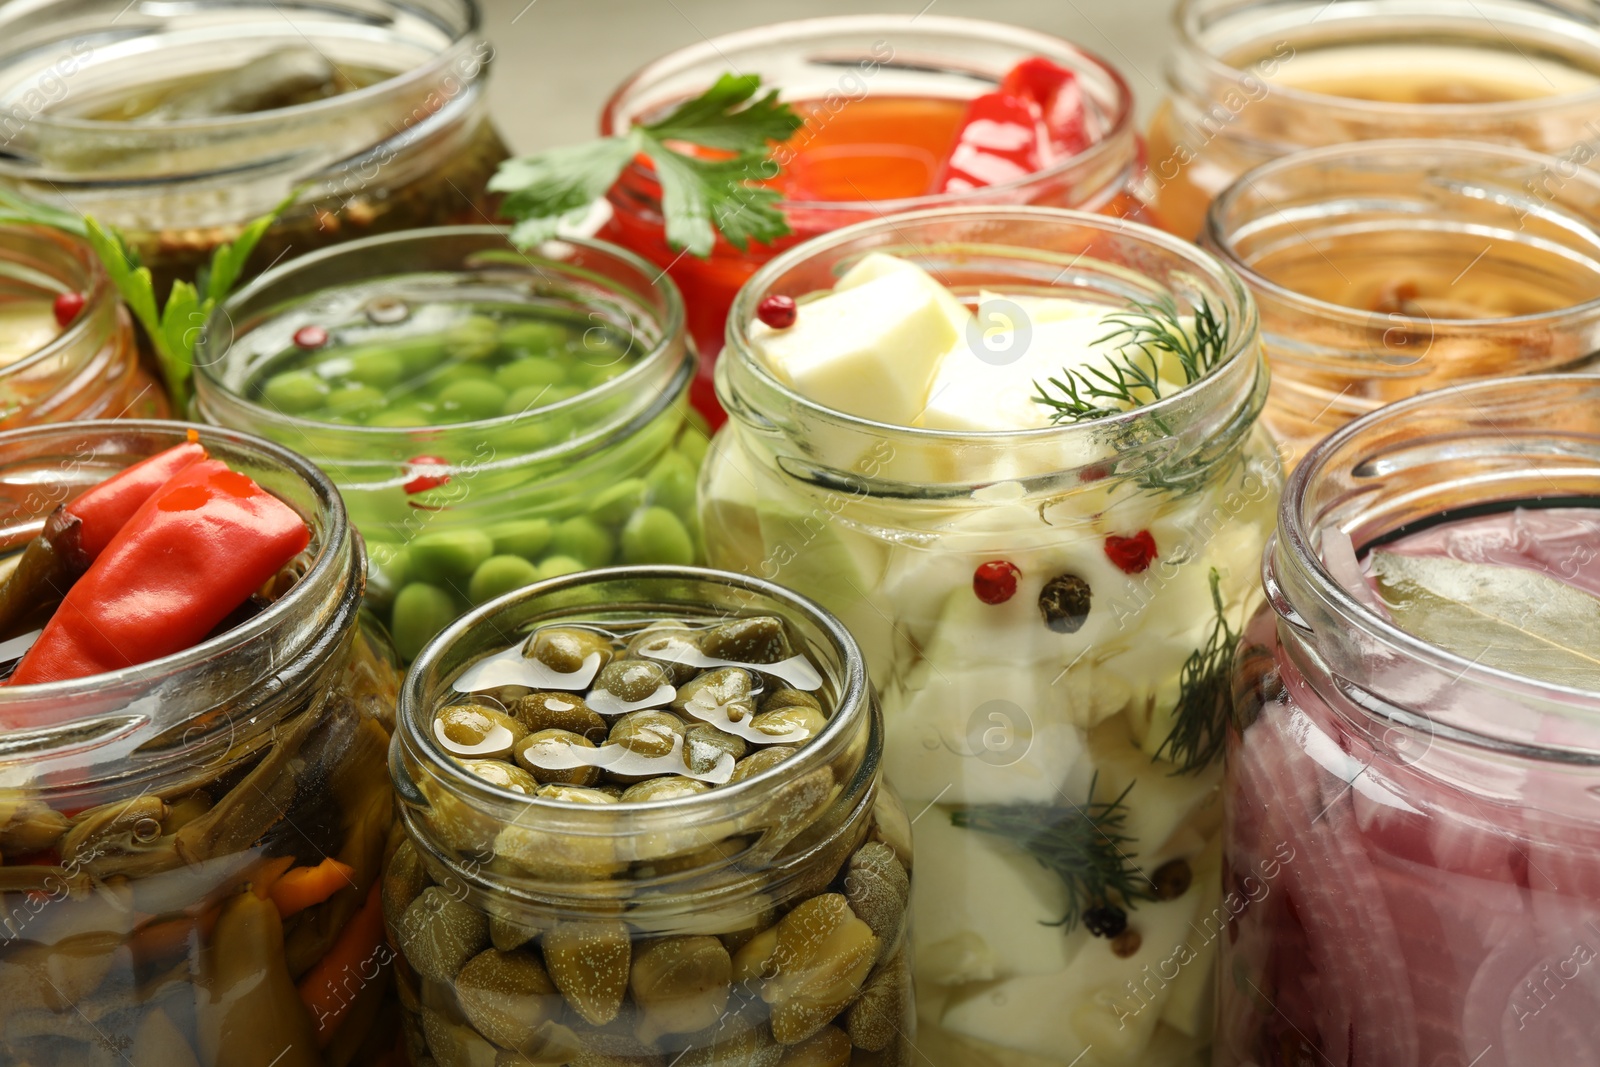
[298,881,386,1046]
[270,857,356,918]
[251,855,297,900]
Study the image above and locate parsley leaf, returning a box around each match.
[492,72,803,258]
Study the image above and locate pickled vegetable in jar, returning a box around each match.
[0,223,163,428]
[388,566,913,1066]
[701,207,1281,1065]
[1222,376,1600,1067]
[0,420,401,1066]
[0,0,506,296]
[1202,140,1600,468]
[193,227,703,662]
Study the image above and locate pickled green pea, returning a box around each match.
[344,347,405,388]
[391,583,458,661]
[587,478,647,525]
[646,451,698,514]
[468,555,540,605]
[495,357,567,391]
[324,384,385,419]
[395,338,450,374]
[366,406,432,428]
[367,541,411,593]
[621,506,694,566]
[410,528,494,581]
[551,517,615,568]
[573,359,628,388]
[488,518,553,559]
[542,384,583,407]
[536,555,586,579]
[260,369,327,413]
[437,379,508,421]
[446,315,501,361]
[501,319,567,353]
[678,429,710,467]
[430,362,495,387]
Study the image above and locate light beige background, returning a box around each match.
[477,0,1177,153]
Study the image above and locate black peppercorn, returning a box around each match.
[1082,904,1127,938]
[1038,573,1092,633]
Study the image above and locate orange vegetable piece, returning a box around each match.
[298,881,387,1046]
[269,857,355,919]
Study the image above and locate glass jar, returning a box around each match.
[0,223,165,428]
[0,0,506,296]
[701,207,1281,1066]
[1220,375,1600,1067]
[0,419,401,1066]
[1202,139,1600,468]
[387,564,913,1066]
[599,15,1150,421]
[1147,0,1600,238]
[193,227,701,663]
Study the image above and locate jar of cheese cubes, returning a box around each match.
[1202,140,1600,468]
[1222,375,1600,1067]
[1,223,165,428]
[1146,0,1600,237]
[387,565,913,1067]
[701,206,1281,1066]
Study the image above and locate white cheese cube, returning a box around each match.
[836,252,974,336]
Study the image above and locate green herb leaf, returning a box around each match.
[950,776,1156,933]
[1371,551,1600,685]
[1155,567,1240,774]
[0,188,86,236]
[493,72,802,258]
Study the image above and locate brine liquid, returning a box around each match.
[0,296,57,369]
[78,50,394,121]
[778,95,967,201]
[1253,41,1600,103]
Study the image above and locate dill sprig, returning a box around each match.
[1033,295,1232,424]
[950,775,1155,932]
[1155,568,1240,774]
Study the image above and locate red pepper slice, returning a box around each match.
[999,57,1092,160]
[64,440,209,562]
[8,459,310,687]
[932,93,1044,194]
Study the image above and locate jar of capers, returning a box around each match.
[387,566,913,1067]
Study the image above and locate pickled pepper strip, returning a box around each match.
[7,459,310,686]
[65,439,209,560]
[999,57,1091,160]
[933,93,1043,193]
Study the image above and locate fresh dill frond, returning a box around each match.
[1155,567,1240,774]
[950,775,1156,932]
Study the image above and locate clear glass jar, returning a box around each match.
[700,207,1282,1066]
[1147,0,1600,237]
[193,227,701,662]
[0,0,506,295]
[387,565,913,1066]
[0,419,401,1065]
[1220,375,1600,1067]
[599,15,1150,421]
[1202,139,1600,468]
[0,223,165,428]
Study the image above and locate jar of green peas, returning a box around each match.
[193,227,703,660]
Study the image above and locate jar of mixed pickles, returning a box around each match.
[387,565,913,1067]
[600,15,1150,418]
[1146,0,1600,237]
[0,0,506,295]
[0,223,164,428]
[1222,375,1600,1067]
[701,208,1281,1066]
[0,420,400,1066]
[192,227,702,662]
[1202,139,1600,467]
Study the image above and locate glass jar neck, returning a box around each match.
[0,420,362,805]
[1266,375,1600,777]
[392,566,875,924]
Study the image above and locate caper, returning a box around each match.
[533,784,618,805]
[459,758,542,795]
[733,893,879,1045]
[592,659,675,706]
[620,776,710,804]
[843,843,910,944]
[434,702,527,759]
[777,1025,851,1067]
[397,886,489,985]
[514,728,602,786]
[729,746,797,784]
[456,947,564,1051]
[674,667,756,724]
[489,913,542,953]
[511,691,608,742]
[624,626,700,683]
[421,1006,501,1067]
[526,625,614,675]
[383,838,430,934]
[697,616,790,664]
[629,935,732,1042]
[675,1026,784,1067]
[759,688,821,714]
[749,704,827,746]
[608,711,686,759]
[684,722,746,777]
[846,952,909,1053]
[543,920,632,1026]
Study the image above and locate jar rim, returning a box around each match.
[194,225,690,445]
[0,222,116,383]
[0,419,350,700]
[723,204,1261,444]
[1173,0,1600,118]
[397,564,870,820]
[599,13,1137,215]
[1204,138,1600,328]
[1278,373,1600,713]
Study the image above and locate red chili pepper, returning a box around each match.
[999,57,1092,160]
[64,440,209,562]
[8,460,310,687]
[1104,531,1158,575]
[932,93,1045,194]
